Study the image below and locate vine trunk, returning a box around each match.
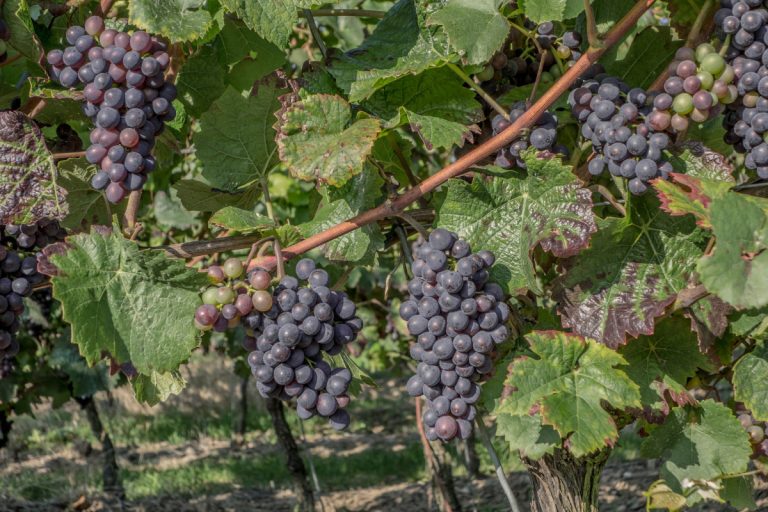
[525,447,611,512]
[76,395,124,498]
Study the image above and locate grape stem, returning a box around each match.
[122,190,142,234]
[252,0,655,273]
[299,9,386,19]
[589,184,626,216]
[446,62,510,120]
[584,0,601,49]
[528,49,549,105]
[475,412,522,512]
[303,9,328,60]
[52,151,86,160]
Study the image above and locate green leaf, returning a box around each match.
[495,413,561,460]
[641,400,752,493]
[0,110,66,224]
[619,317,712,412]
[603,27,682,90]
[131,370,186,406]
[129,0,213,42]
[698,193,768,309]
[732,341,768,421]
[214,17,285,67]
[196,82,286,191]
[427,0,509,66]
[49,228,208,376]
[328,0,450,101]
[220,0,314,47]
[209,207,274,231]
[173,179,259,212]
[57,159,124,231]
[2,0,44,69]
[153,190,200,230]
[299,167,385,263]
[668,142,735,183]
[277,94,381,186]
[500,330,640,457]
[522,0,585,23]
[49,342,110,398]
[643,481,688,511]
[654,173,733,229]
[720,476,757,511]
[176,45,228,118]
[560,195,705,348]
[363,67,484,150]
[435,158,597,295]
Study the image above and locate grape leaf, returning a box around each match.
[0,110,67,225]
[173,179,260,212]
[132,370,186,406]
[435,157,597,295]
[495,413,561,460]
[57,159,125,231]
[209,207,274,231]
[328,0,450,101]
[641,400,752,493]
[214,17,285,68]
[196,82,285,191]
[277,94,381,187]
[2,0,44,69]
[732,341,768,421]
[426,0,509,66]
[559,195,706,348]
[603,27,681,90]
[697,193,768,309]
[129,0,213,42]
[363,67,484,150]
[654,173,732,229]
[48,228,208,377]
[48,342,110,398]
[153,191,200,230]
[499,330,640,457]
[522,0,585,23]
[669,142,735,183]
[619,317,712,413]
[220,0,314,47]
[299,167,385,263]
[176,45,228,118]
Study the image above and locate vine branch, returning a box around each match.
[246,0,656,273]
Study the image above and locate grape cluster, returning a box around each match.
[736,406,768,459]
[715,1,768,177]
[652,45,738,132]
[0,220,66,376]
[0,18,10,64]
[492,103,565,169]
[46,16,177,203]
[400,229,510,442]
[194,258,362,430]
[569,75,673,195]
[537,22,583,64]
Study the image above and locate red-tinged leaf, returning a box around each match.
[654,173,732,228]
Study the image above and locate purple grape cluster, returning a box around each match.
[651,45,737,132]
[736,406,768,459]
[492,103,565,169]
[569,75,673,195]
[715,1,768,177]
[400,229,510,442]
[0,220,66,376]
[45,16,177,203]
[194,259,362,430]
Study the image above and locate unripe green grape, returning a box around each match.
[207,266,225,284]
[541,71,554,82]
[216,286,235,305]
[696,70,714,90]
[223,258,244,279]
[744,91,759,108]
[694,43,716,62]
[700,53,726,77]
[202,287,219,305]
[748,425,765,444]
[475,64,494,82]
[719,65,735,84]
[555,45,571,59]
[690,107,709,123]
[722,85,738,105]
[252,290,273,312]
[550,65,562,79]
[672,93,693,115]
[194,318,212,331]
